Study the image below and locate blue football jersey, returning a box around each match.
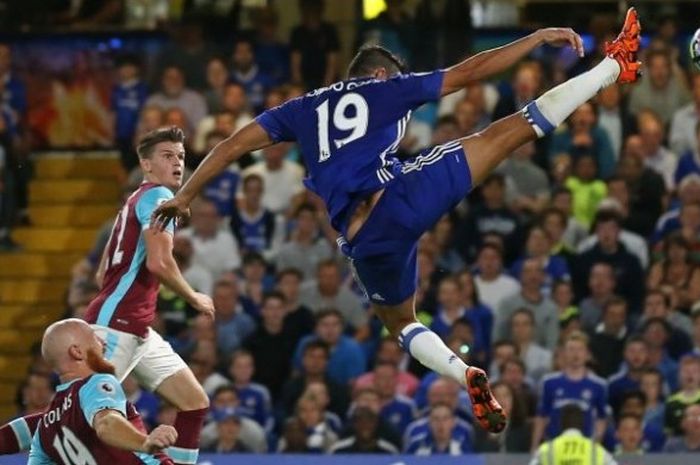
[256,71,444,234]
[537,371,608,439]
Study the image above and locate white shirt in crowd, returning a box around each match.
[177,227,241,279]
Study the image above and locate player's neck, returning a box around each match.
[58,366,95,385]
[565,366,587,379]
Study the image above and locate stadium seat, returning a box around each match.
[29,179,120,204]
[0,253,82,279]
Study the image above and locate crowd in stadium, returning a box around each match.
[3,0,700,458]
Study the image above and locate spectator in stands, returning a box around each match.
[132,105,164,149]
[252,7,290,85]
[202,56,229,114]
[193,82,253,154]
[614,413,645,456]
[242,143,304,215]
[278,417,309,452]
[294,393,338,453]
[290,0,339,89]
[302,381,342,434]
[474,381,530,452]
[573,209,645,312]
[596,83,630,160]
[228,350,272,432]
[589,297,629,378]
[474,243,521,311]
[172,235,213,296]
[294,309,366,385]
[200,130,240,218]
[640,318,678,391]
[122,375,159,431]
[276,268,315,340]
[145,65,207,129]
[244,291,298,398]
[230,38,274,114]
[649,234,700,315]
[19,372,54,416]
[488,340,518,381]
[276,203,333,281]
[692,311,700,356]
[532,331,607,449]
[178,197,242,278]
[495,258,559,350]
[239,252,272,307]
[492,61,542,120]
[551,187,588,250]
[640,368,666,432]
[638,289,693,356]
[456,269,494,352]
[565,154,607,229]
[373,361,416,436]
[664,404,700,452]
[580,185,649,269]
[675,122,700,186]
[549,102,616,179]
[498,141,550,218]
[354,337,419,397]
[607,336,650,412]
[330,407,398,454]
[541,208,576,267]
[511,225,570,295]
[670,73,700,157]
[187,339,229,396]
[618,141,666,238]
[509,308,553,383]
[204,408,250,453]
[212,279,256,355]
[230,173,284,261]
[500,358,538,417]
[282,340,349,420]
[432,216,464,272]
[202,384,267,452]
[628,48,691,124]
[665,355,700,436]
[430,276,471,339]
[405,403,473,455]
[111,54,148,172]
[457,173,521,263]
[300,261,367,337]
[638,110,678,190]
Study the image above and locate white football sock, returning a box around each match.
[524,57,621,137]
[399,322,469,386]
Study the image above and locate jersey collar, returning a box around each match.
[56,378,80,392]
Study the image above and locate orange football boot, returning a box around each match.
[604,7,642,83]
[466,366,507,433]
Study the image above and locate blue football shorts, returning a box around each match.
[341,140,472,305]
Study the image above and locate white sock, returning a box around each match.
[524,57,621,137]
[398,322,469,386]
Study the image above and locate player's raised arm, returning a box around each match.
[441,28,584,96]
[152,122,274,230]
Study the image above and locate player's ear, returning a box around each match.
[140,157,152,173]
[373,67,388,80]
[68,344,85,361]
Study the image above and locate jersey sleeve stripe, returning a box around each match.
[96,236,147,327]
[9,417,32,451]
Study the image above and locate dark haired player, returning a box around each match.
[27,319,176,464]
[154,9,642,433]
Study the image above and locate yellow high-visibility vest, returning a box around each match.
[538,430,607,465]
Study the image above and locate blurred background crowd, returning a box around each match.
[3,0,700,458]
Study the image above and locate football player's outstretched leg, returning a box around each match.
[151,8,641,435]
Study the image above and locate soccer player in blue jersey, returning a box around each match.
[154,9,642,433]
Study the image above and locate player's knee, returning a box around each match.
[189,385,210,410]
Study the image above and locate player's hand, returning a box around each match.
[150,196,191,232]
[536,27,584,57]
[191,292,216,320]
[143,425,178,453]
